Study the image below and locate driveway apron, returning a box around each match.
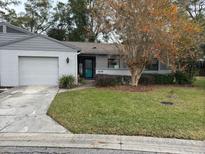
[0,86,68,133]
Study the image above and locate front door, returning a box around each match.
[85,59,93,79]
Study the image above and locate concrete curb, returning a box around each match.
[0,133,204,154]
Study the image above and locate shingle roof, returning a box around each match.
[0,22,80,51]
[63,41,119,55]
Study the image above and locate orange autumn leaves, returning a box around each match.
[94,0,203,85]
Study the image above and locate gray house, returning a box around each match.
[0,21,170,87]
[65,42,170,80]
[0,21,80,87]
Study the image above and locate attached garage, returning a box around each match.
[19,57,59,86]
[0,21,80,87]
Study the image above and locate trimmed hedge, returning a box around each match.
[155,74,175,84]
[139,74,175,85]
[95,74,175,86]
[95,72,196,87]
[95,75,122,86]
[175,71,193,84]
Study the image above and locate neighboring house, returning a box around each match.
[0,21,80,87]
[0,21,170,87]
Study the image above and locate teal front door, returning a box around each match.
[85,59,93,79]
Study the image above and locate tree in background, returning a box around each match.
[20,0,52,33]
[101,0,202,86]
[47,28,66,41]
[177,0,205,23]
[4,9,19,24]
[2,0,110,41]
[176,0,205,46]
[47,0,88,41]
[168,16,203,80]
[48,0,110,42]
[0,0,19,11]
[66,0,88,41]
[52,2,72,29]
[0,0,20,23]
[87,0,113,42]
[47,2,71,40]
[176,0,205,77]
[2,0,52,33]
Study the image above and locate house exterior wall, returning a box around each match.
[0,50,78,87]
[96,55,108,69]
[95,55,171,76]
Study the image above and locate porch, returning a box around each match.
[77,54,170,80]
[78,55,96,79]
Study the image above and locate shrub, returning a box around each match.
[138,74,174,85]
[59,75,75,89]
[155,74,175,84]
[95,75,122,87]
[96,74,176,86]
[175,71,193,84]
[139,74,156,85]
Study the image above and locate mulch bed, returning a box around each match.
[108,85,153,92]
[98,84,194,93]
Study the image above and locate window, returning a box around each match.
[122,61,128,69]
[160,62,169,70]
[146,59,159,71]
[108,58,120,69]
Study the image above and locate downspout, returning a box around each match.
[76,50,81,84]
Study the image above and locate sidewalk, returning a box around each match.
[0,133,204,154]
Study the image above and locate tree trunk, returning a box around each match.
[130,67,144,87]
[130,69,140,86]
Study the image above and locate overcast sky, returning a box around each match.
[10,0,67,13]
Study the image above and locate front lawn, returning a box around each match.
[48,77,205,140]
[193,77,205,89]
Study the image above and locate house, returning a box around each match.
[64,42,170,80]
[0,21,170,87]
[0,21,80,87]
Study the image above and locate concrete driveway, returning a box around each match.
[0,86,68,133]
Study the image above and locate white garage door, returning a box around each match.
[19,57,59,86]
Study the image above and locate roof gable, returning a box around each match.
[0,36,78,52]
[0,22,33,35]
[0,22,80,51]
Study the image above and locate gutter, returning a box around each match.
[77,50,81,55]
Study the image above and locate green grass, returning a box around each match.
[48,77,205,140]
[193,77,205,89]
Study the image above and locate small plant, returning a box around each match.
[59,75,75,89]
